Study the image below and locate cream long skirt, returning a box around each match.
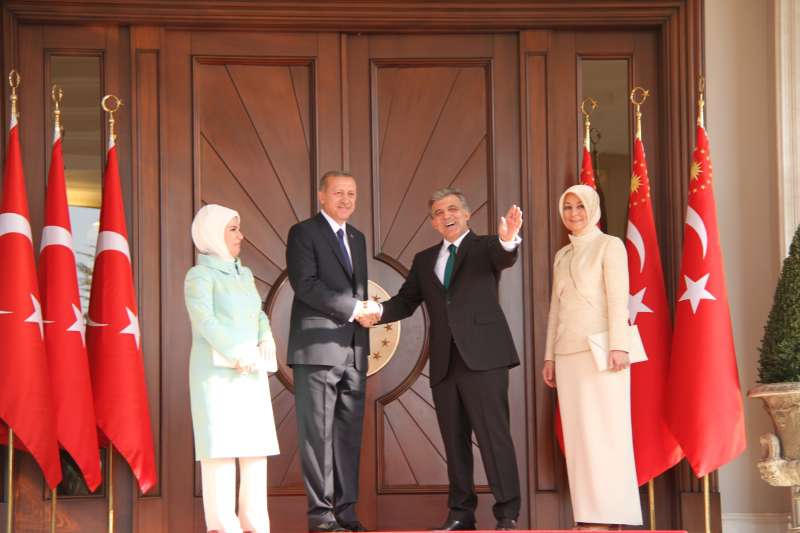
[556,351,643,526]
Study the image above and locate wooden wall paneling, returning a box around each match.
[317,33,344,177]
[1,1,690,32]
[491,31,529,527]
[519,28,572,532]
[162,29,195,533]
[130,24,165,533]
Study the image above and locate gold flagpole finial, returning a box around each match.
[697,76,706,128]
[51,85,64,134]
[8,70,21,120]
[630,86,650,140]
[580,97,598,151]
[101,94,122,144]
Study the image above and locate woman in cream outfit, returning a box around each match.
[541,185,642,530]
[185,204,280,533]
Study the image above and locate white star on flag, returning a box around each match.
[67,303,86,347]
[24,294,51,339]
[120,306,141,349]
[679,273,717,313]
[628,287,654,324]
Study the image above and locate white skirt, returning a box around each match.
[556,351,642,525]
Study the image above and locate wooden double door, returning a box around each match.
[6,22,674,532]
[162,30,527,532]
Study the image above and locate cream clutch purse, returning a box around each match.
[587,325,648,372]
[212,343,277,373]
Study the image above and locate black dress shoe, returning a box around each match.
[310,521,349,532]
[496,518,518,530]
[337,519,369,531]
[433,518,477,531]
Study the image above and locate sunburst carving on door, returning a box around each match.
[372,62,491,491]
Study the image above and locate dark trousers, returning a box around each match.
[293,351,366,528]
[432,343,521,522]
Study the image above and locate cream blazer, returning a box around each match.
[544,228,630,361]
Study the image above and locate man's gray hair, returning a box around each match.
[319,170,355,191]
[428,187,470,212]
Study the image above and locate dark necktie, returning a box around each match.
[443,243,457,289]
[337,228,353,275]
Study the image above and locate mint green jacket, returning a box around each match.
[184,254,279,460]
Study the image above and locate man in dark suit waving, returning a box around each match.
[362,188,523,531]
[286,171,377,532]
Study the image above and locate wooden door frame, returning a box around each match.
[0,1,709,531]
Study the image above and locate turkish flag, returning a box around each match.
[666,121,745,478]
[579,145,597,189]
[0,115,62,489]
[626,136,683,485]
[87,134,157,493]
[39,123,102,491]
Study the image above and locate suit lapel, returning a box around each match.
[450,231,477,286]
[423,246,445,291]
[315,213,354,280]
[349,228,366,294]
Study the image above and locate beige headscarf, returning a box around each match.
[191,204,240,261]
[558,184,601,235]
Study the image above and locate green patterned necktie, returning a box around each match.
[443,244,457,289]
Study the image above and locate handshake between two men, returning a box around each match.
[354,299,381,328]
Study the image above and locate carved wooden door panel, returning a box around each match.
[163,30,344,533]
[345,34,526,531]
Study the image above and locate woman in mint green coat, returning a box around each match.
[185,204,279,533]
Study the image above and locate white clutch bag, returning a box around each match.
[587,324,648,372]
[212,343,276,373]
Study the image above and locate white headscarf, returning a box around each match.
[558,184,601,235]
[191,204,240,261]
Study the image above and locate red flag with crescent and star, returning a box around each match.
[39,121,102,491]
[626,134,683,485]
[666,106,746,478]
[87,131,157,493]
[580,145,597,189]
[0,112,62,489]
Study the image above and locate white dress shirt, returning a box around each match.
[434,230,522,283]
[320,209,352,263]
[320,209,361,322]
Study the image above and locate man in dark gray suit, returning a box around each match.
[286,171,377,533]
[360,188,523,531]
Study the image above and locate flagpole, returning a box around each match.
[5,429,13,533]
[648,479,656,530]
[107,445,114,533]
[703,474,711,533]
[50,488,57,533]
[5,70,21,533]
[699,78,711,533]
[100,95,121,533]
[48,84,64,533]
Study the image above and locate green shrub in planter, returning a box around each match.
[758,224,800,383]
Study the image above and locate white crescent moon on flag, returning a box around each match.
[40,225,74,253]
[685,206,708,259]
[626,221,646,273]
[0,212,33,244]
[96,230,131,262]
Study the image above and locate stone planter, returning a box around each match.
[749,382,800,532]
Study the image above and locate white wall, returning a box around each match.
[705,0,791,528]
